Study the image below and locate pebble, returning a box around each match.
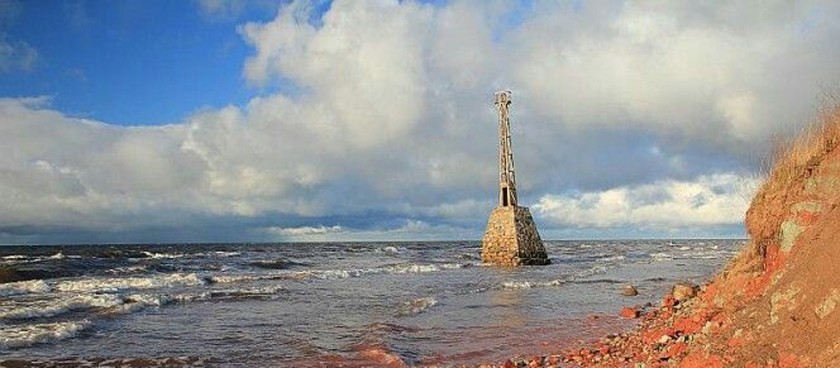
[672,282,698,301]
[621,285,639,296]
[620,306,640,319]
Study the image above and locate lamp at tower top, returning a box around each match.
[494,90,512,107]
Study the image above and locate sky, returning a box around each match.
[1,0,839,244]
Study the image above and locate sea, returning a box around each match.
[0,240,742,367]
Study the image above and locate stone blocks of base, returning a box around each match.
[481,206,550,266]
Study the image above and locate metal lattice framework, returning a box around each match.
[495,90,517,207]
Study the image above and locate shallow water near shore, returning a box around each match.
[0,240,740,366]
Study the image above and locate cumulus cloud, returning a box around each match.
[2,0,840,242]
[511,1,840,154]
[532,173,760,229]
[264,225,344,237]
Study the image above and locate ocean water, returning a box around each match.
[0,240,741,366]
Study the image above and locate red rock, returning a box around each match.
[662,294,677,308]
[666,342,688,357]
[619,306,640,319]
[502,359,516,368]
[642,327,675,345]
[598,344,610,355]
[673,316,703,335]
[679,352,724,368]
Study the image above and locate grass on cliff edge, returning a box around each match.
[763,100,840,192]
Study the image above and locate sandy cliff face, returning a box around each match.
[563,106,840,368]
[705,105,840,366]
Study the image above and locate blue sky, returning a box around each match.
[0,0,282,125]
[1,0,839,244]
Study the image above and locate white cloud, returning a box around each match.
[532,173,760,229]
[2,0,840,242]
[263,225,344,237]
[239,0,433,148]
[509,1,839,152]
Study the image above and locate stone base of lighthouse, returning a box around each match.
[481,206,550,266]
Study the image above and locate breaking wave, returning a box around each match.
[140,251,185,260]
[0,280,50,297]
[0,294,123,320]
[0,320,92,349]
[210,262,468,284]
[54,273,206,293]
[500,279,564,290]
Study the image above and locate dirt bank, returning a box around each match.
[546,103,840,368]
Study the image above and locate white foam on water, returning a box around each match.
[387,263,465,274]
[1,255,32,265]
[675,250,729,260]
[400,297,437,315]
[286,263,466,281]
[650,252,673,261]
[575,264,608,279]
[173,291,212,303]
[106,293,188,315]
[210,273,294,284]
[389,264,438,274]
[210,274,264,284]
[0,320,92,349]
[501,279,564,290]
[54,273,205,293]
[49,252,66,260]
[0,279,51,296]
[211,251,241,257]
[597,255,626,263]
[306,269,371,280]
[375,246,402,254]
[0,294,123,320]
[141,251,185,259]
[501,281,534,289]
[124,293,169,306]
[106,265,149,275]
